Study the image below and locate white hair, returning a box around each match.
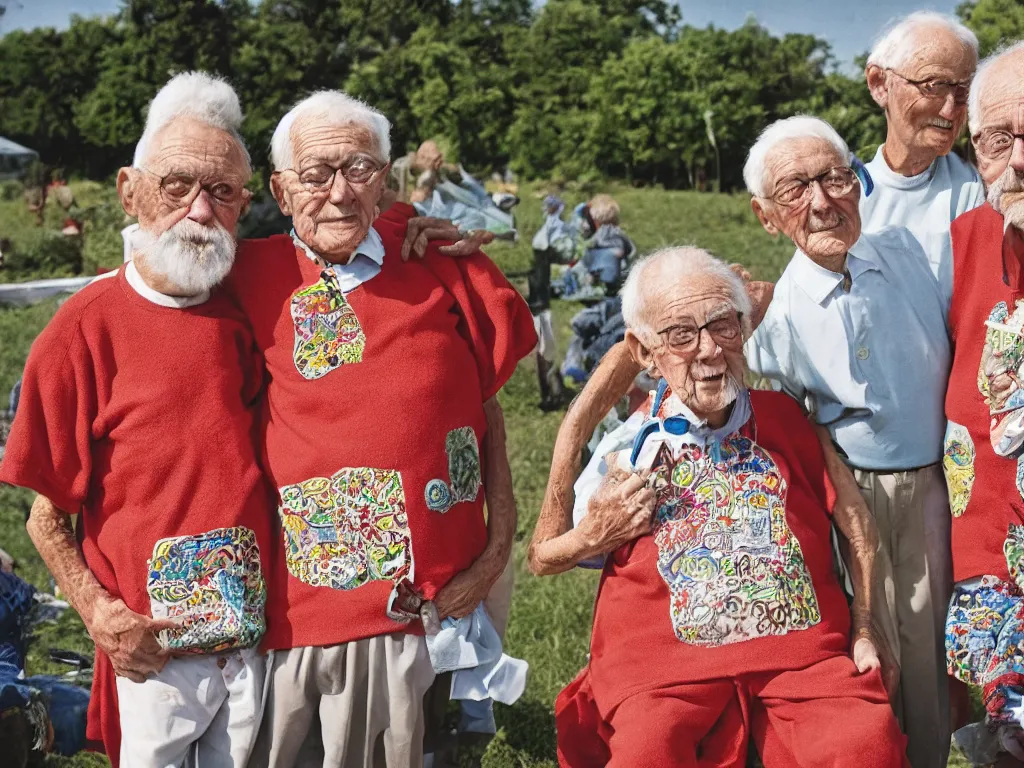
[867,11,978,71]
[270,91,392,171]
[133,71,250,171]
[743,116,851,198]
[969,40,1024,135]
[620,246,752,344]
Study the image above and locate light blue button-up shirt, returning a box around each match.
[292,226,385,294]
[745,227,951,471]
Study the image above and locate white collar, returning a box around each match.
[292,226,385,268]
[125,261,209,308]
[121,223,139,263]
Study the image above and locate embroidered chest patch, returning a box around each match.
[424,427,482,513]
[291,274,365,380]
[278,467,412,590]
[650,435,821,647]
[147,526,266,653]
[943,422,976,518]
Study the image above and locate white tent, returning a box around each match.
[0,136,39,180]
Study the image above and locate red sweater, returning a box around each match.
[588,391,850,712]
[946,203,1024,582]
[225,206,536,650]
[0,266,277,764]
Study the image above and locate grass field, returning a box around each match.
[0,183,973,767]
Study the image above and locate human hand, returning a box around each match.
[578,467,656,555]
[434,559,501,620]
[87,596,177,683]
[401,217,495,260]
[851,621,899,701]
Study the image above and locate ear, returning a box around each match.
[117,167,138,217]
[865,64,889,110]
[751,197,779,236]
[270,172,291,216]
[374,162,392,202]
[625,329,659,379]
[240,188,252,219]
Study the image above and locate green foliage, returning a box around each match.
[958,0,1024,57]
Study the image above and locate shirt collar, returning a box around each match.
[789,238,881,306]
[292,226,385,269]
[657,387,753,441]
[124,260,209,308]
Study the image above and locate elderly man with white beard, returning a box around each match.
[0,72,276,768]
[942,41,1024,766]
[860,12,984,297]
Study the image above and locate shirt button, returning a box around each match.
[856,346,870,360]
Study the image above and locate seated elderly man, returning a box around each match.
[223,91,536,767]
[0,72,275,767]
[531,246,906,767]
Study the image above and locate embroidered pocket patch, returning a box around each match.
[291,275,365,380]
[943,422,976,518]
[279,467,412,590]
[147,526,266,653]
[424,427,482,513]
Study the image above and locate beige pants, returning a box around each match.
[249,633,435,768]
[853,464,952,768]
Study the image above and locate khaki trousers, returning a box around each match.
[853,464,952,768]
[249,633,435,768]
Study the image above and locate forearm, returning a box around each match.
[479,397,516,575]
[25,494,109,626]
[536,342,639,537]
[530,522,609,576]
[815,426,877,629]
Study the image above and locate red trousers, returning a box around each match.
[556,655,908,768]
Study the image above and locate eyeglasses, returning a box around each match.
[139,168,245,208]
[887,70,970,105]
[657,313,743,354]
[770,167,858,206]
[278,155,387,192]
[973,128,1024,159]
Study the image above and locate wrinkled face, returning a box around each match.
[974,55,1024,229]
[875,28,976,159]
[272,117,389,263]
[756,137,861,262]
[630,272,747,422]
[117,117,251,293]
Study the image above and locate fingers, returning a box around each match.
[729,263,752,282]
[438,230,494,258]
[617,472,648,498]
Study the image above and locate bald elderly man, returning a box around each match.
[862,11,985,300]
[532,246,907,768]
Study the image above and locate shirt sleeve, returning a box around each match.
[425,251,538,401]
[745,320,807,403]
[0,315,98,514]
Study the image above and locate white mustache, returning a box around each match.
[809,213,842,233]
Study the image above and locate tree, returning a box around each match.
[958,0,1024,57]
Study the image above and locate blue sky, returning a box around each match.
[2,0,963,70]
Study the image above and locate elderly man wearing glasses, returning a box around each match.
[534,245,907,768]
[223,91,536,767]
[745,115,952,768]
[861,12,984,301]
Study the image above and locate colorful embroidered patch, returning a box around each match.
[650,434,820,647]
[424,427,482,514]
[943,422,976,518]
[278,467,411,590]
[291,274,365,380]
[979,300,1024,460]
[147,526,266,653]
[945,575,1024,686]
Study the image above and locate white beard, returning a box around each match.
[130,219,236,295]
[989,167,1024,232]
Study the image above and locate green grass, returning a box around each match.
[0,182,974,766]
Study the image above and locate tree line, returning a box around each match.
[0,0,1022,190]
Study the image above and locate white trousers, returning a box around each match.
[115,648,265,768]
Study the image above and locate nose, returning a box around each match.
[186,189,215,225]
[695,327,720,360]
[939,92,960,121]
[1010,137,1024,174]
[808,179,832,211]
[328,171,355,206]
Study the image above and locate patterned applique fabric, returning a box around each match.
[650,434,821,647]
[279,467,412,590]
[291,273,365,380]
[147,526,266,653]
[425,427,482,514]
[943,421,976,518]
[978,300,1024,460]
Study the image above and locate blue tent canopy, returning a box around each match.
[0,136,38,180]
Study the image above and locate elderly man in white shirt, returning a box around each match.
[861,12,985,300]
[745,115,952,768]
